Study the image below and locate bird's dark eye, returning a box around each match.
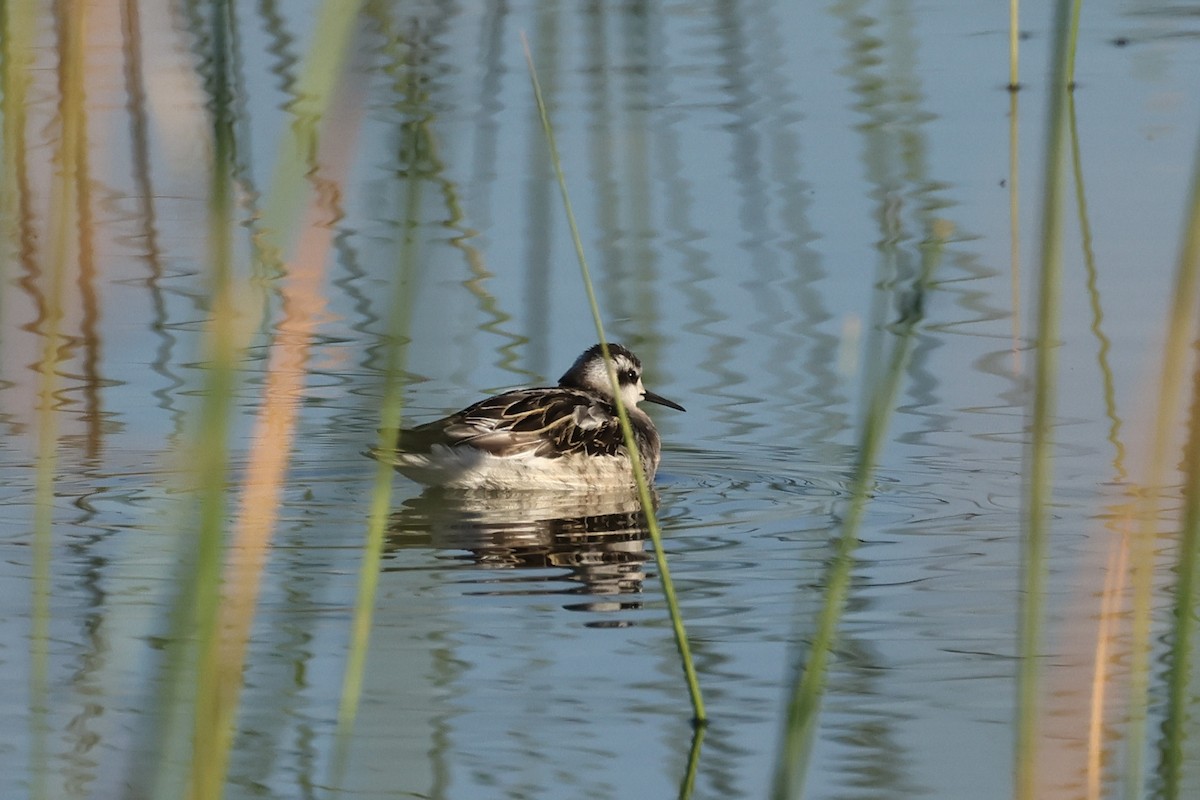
[623,369,637,383]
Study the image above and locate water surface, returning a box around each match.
[2,2,1200,798]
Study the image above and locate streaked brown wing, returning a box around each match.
[398,389,626,459]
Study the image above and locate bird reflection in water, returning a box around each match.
[385,488,653,624]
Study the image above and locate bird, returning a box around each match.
[372,343,685,490]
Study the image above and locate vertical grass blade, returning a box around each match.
[1160,358,1200,798]
[209,51,362,800]
[1014,2,1074,798]
[678,723,707,800]
[135,7,242,792]
[1,0,35,334]
[186,2,240,798]
[1009,89,1022,374]
[28,3,88,798]
[331,18,424,777]
[1126,66,1200,800]
[176,5,364,797]
[521,31,706,726]
[772,223,950,800]
[332,159,419,773]
[1067,0,1084,89]
[1009,0,1020,90]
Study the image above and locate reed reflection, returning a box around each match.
[386,488,651,618]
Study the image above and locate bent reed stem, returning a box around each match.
[521,32,706,725]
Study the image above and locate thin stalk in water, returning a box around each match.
[1014,2,1074,798]
[332,50,426,779]
[1067,0,1084,89]
[771,224,949,800]
[186,2,240,798]
[521,32,706,725]
[1008,89,1022,374]
[678,723,707,800]
[195,3,362,793]
[1009,0,1020,90]
[1126,61,1200,800]
[333,172,419,755]
[1160,359,1200,798]
[30,4,88,798]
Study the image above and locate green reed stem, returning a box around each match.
[1161,360,1200,798]
[772,223,948,800]
[332,53,424,782]
[1009,89,1022,374]
[678,722,707,800]
[29,5,86,798]
[1067,0,1083,88]
[1009,0,1020,89]
[1,0,34,335]
[521,32,706,725]
[186,2,240,798]
[186,3,364,796]
[145,5,243,796]
[1126,64,1200,800]
[1014,3,1073,799]
[332,219,416,783]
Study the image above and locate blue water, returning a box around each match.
[2,1,1199,798]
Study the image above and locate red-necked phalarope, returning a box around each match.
[373,343,685,489]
